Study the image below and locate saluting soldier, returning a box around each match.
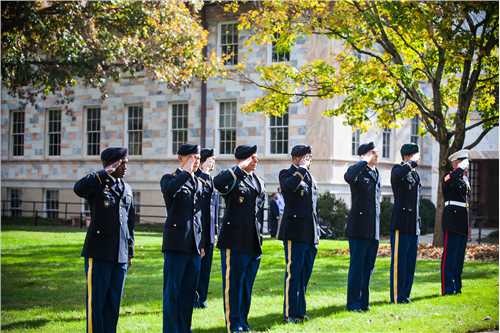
[278,145,320,323]
[160,144,206,333]
[194,148,220,309]
[214,144,266,333]
[344,142,381,312]
[441,149,471,295]
[390,143,421,304]
[74,147,135,333]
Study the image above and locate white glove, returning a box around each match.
[458,158,469,170]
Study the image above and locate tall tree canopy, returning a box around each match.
[231,0,499,245]
[1,0,220,102]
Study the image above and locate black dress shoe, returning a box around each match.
[284,317,304,324]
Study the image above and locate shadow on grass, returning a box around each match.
[1,319,49,330]
[194,293,443,333]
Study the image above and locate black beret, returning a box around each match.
[177,144,200,156]
[234,144,257,160]
[400,143,419,157]
[200,148,214,163]
[357,142,375,156]
[101,147,127,166]
[291,144,312,157]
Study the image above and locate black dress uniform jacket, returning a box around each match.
[214,166,266,256]
[195,169,218,246]
[442,167,470,236]
[390,161,421,235]
[344,161,381,239]
[278,165,320,244]
[160,168,204,254]
[75,170,135,263]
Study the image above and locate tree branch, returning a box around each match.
[463,124,498,150]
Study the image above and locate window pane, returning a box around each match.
[128,105,143,155]
[171,103,188,154]
[87,107,101,155]
[221,23,238,65]
[270,112,289,154]
[219,102,237,154]
[48,110,61,156]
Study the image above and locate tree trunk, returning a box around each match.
[432,142,450,247]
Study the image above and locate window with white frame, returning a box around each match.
[171,103,188,154]
[272,33,290,63]
[48,109,61,156]
[128,105,143,155]
[352,128,361,156]
[133,191,141,223]
[220,23,238,65]
[411,116,419,145]
[8,188,22,217]
[86,107,101,156]
[382,128,391,158]
[269,112,288,154]
[219,101,237,154]
[11,110,25,156]
[45,189,59,219]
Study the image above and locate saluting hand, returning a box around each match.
[458,158,469,170]
[181,155,196,174]
[238,156,253,171]
[105,159,122,175]
[410,152,421,165]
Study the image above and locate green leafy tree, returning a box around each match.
[317,192,349,238]
[231,0,498,245]
[2,0,220,103]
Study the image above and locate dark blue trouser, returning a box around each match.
[84,258,128,333]
[441,230,467,295]
[283,240,317,320]
[220,249,260,333]
[390,230,418,303]
[346,238,379,311]
[163,251,201,333]
[195,244,214,306]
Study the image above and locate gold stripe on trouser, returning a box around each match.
[87,258,93,333]
[224,249,231,333]
[394,230,399,304]
[285,240,292,319]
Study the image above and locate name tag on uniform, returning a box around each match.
[300,189,304,197]
[239,196,245,203]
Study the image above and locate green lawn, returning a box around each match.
[1,225,498,333]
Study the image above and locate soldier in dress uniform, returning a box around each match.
[74,147,135,333]
[214,144,266,333]
[441,149,471,295]
[344,141,381,312]
[390,143,421,304]
[160,144,206,333]
[194,148,220,309]
[278,144,320,323]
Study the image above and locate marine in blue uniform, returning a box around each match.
[344,142,381,312]
[441,149,471,295]
[193,148,220,309]
[214,145,266,333]
[74,147,135,333]
[160,144,206,333]
[390,143,421,304]
[278,145,320,323]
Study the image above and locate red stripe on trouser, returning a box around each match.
[441,231,448,295]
